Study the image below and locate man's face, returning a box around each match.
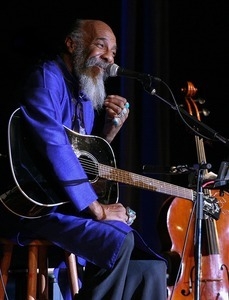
[83,20,117,75]
[73,21,117,80]
[71,21,117,110]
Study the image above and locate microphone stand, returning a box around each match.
[141,78,229,299]
[194,164,206,300]
[143,79,229,145]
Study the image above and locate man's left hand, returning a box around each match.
[103,95,130,143]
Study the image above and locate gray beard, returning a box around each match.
[78,73,106,110]
[72,48,107,111]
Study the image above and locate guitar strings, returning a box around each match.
[78,157,193,199]
[78,156,185,193]
[78,157,220,219]
[79,157,99,176]
[78,155,182,194]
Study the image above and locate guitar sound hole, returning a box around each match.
[79,153,98,182]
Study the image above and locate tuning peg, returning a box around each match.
[194,97,206,104]
[200,108,210,117]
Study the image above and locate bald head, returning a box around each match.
[73,19,117,50]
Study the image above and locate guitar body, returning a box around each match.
[0,108,118,218]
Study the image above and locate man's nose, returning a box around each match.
[101,51,114,64]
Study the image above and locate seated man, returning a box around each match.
[0,19,167,299]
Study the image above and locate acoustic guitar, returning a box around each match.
[0,108,220,219]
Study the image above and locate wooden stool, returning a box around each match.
[0,238,79,300]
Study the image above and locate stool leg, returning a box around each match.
[0,243,13,300]
[38,245,48,300]
[27,244,38,300]
[65,252,79,298]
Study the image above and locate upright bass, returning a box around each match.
[158,81,229,299]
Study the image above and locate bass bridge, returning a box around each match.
[198,193,221,220]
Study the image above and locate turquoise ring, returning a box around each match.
[126,206,136,226]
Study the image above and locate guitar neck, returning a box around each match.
[98,163,194,201]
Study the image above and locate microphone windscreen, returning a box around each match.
[106,64,119,77]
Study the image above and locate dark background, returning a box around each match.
[1,0,229,253]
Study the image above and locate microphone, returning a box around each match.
[106,64,161,82]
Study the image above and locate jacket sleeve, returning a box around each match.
[20,63,98,212]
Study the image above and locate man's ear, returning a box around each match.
[65,37,76,53]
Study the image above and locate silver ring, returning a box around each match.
[112,103,129,127]
[121,107,128,115]
[113,117,121,126]
[126,206,136,225]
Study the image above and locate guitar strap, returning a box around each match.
[75,97,86,135]
[59,178,88,187]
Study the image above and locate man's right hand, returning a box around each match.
[88,200,129,224]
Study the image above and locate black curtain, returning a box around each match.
[116,0,171,251]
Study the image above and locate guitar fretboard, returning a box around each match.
[98,163,194,201]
